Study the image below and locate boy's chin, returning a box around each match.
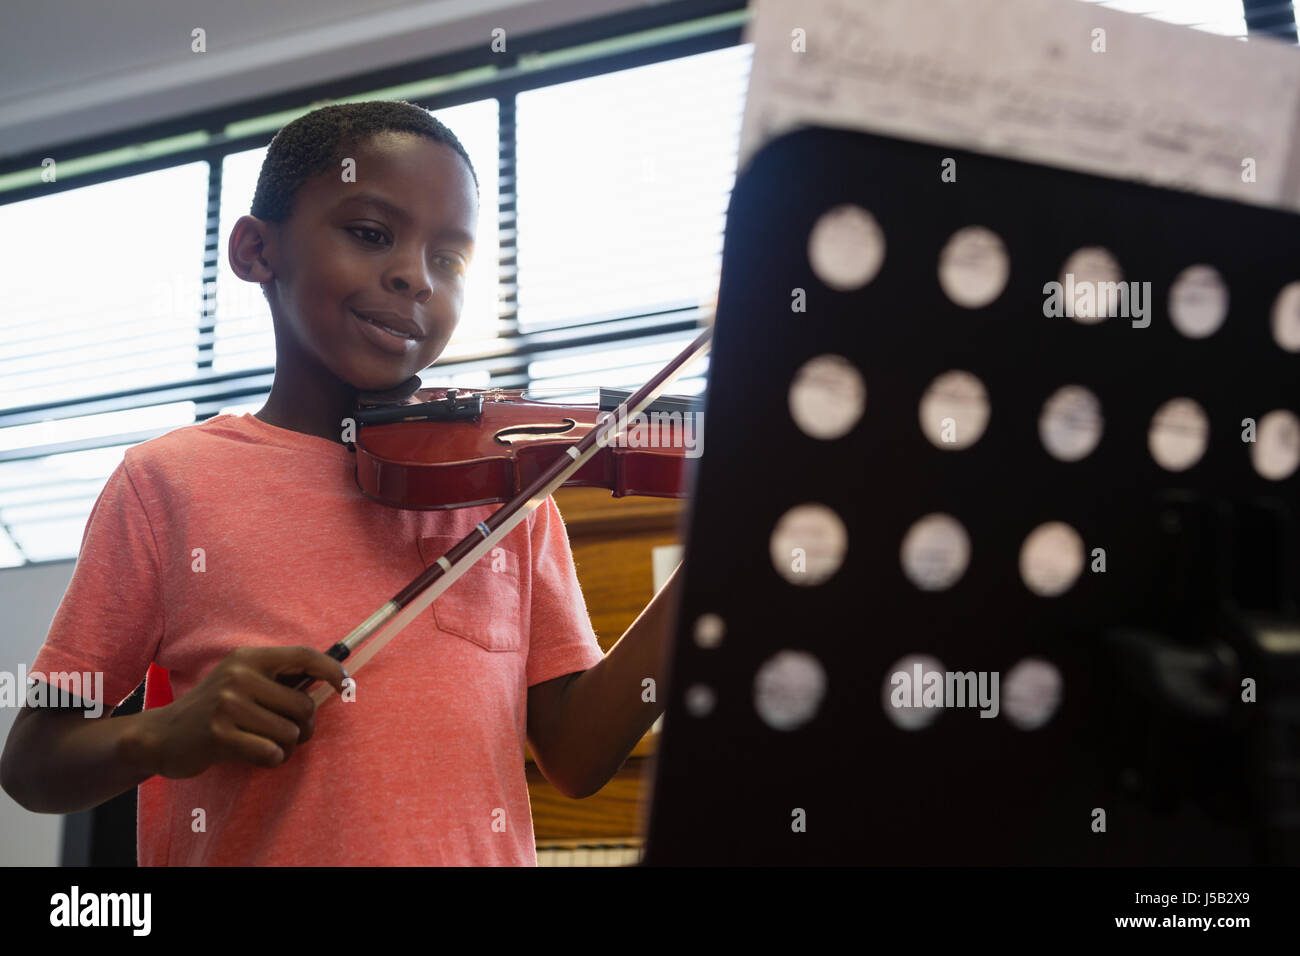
[332,354,424,394]
[350,372,424,404]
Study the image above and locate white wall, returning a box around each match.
[0,560,77,865]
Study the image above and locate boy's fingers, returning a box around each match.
[247,673,318,725]
[223,697,303,756]
[286,646,348,693]
[220,726,287,769]
[249,645,348,693]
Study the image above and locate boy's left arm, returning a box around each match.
[527,561,683,799]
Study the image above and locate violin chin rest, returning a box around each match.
[356,374,423,406]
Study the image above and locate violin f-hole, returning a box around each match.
[492,418,579,445]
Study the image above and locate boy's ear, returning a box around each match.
[227,215,276,284]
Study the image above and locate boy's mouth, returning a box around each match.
[352,309,421,353]
[353,309,421,339]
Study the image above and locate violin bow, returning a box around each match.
[292,324,713,706]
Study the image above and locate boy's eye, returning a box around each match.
[347,226,466,275]
[435,255,467,277]
[347,226,389,245]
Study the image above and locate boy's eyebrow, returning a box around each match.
[337,193,474,246]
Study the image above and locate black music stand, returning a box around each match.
[641,126,1300,865]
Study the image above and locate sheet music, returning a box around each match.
[740,0,1300,212]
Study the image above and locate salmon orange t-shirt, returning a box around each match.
[28,412,606,865]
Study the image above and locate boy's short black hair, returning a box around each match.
[249,99,479,224]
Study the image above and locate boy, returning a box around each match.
[0,101,681,865]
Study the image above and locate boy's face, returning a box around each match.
[261,131,478,391]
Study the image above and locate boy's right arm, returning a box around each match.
[0,645,347,814]
[2,705,160,814]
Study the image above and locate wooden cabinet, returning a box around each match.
[527,486,687,862]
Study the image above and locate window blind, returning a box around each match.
[0,0,1282,567]
[0,5,748,566]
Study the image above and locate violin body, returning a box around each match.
[353,385,703,510]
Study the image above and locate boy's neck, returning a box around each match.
[255,369,356,446]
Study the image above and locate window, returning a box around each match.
[4,1,1275,566]
[0,6,746,566]
[516,45,750,331]
[0,163,209,563]
[514,44,750,399]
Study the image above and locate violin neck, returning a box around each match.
[598,387,702,416]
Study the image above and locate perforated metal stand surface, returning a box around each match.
[642,127,1300,865]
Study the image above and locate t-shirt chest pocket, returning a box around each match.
[416,534,524,652]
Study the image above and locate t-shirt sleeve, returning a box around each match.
[30,457,165,710]
[525,495,606,687]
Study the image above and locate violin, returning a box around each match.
[282,327,714,702]
[351,384,705,509]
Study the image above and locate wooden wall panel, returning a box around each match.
[526,487,684,849]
